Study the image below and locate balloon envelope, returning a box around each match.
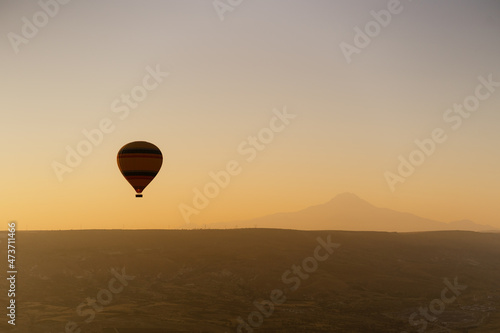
[117,141,163,197]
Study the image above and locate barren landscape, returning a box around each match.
[1,229,499,332]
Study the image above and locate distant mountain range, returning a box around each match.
[210,193,497,232]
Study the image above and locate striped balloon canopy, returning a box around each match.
[117,141,163,198]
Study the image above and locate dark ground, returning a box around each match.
[0,229,499,332]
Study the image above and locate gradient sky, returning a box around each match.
[1,0,499,230]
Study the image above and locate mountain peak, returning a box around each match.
[328,192,368,204]
[210,193,497,232]
[333,192,361,200]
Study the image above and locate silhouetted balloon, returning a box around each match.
[117,141,163,198]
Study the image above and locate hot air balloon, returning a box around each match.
[117,141,163,197]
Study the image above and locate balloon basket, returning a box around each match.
[136,194,143,198]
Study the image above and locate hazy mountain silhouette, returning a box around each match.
[211,192,496,232]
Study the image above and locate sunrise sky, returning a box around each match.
[1,0,499,230]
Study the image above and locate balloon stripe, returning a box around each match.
[123,171,158,177]
[118,154,162,159]
[125,176,153,181]
[118,158,162,171]
[120,149,162,155]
